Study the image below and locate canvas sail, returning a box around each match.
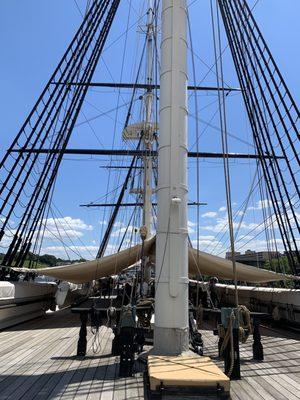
[13,236,299,284]
[187,247,298,283]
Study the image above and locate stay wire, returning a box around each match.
[187,9,204,299]
[211,0,238,306]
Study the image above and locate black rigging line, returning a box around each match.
[4,0,115,262]
[0,0,99,172]
[219,0,295,265]
[99,0,134,247]
[96,138,142,258]
[96,28,149,258]
[218,0,299,274]
[0,0,121,266]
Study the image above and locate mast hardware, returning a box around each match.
[129,188,156,194]
[140,226,148,240]
[171,197,182,205]
[122,122,158,140]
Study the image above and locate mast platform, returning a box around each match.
[0,308,299,399]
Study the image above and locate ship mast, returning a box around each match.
[138,1,155,296]
[154,0,189,354]
[142,0,155,237]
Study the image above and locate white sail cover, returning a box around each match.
[187,247,299,283]
[26,237,156,284]
[13,236,299,284]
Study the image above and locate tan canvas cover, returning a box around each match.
[26,237,156,284]
[14,236,299,284]
[188,247,299,283]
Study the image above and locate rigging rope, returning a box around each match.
[211,0,238,306]
[100,0,134,243]
[0,0,122,267]
[218,0,300,274]
[187,8,205,312]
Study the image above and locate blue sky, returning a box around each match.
[0,0,299,260]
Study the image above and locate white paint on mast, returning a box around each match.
[154,0,189,354]
[142,0,155,238]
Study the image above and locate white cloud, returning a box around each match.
[201,216,259,234]
[188,226,195,234]
[41,245,99,259]
[234,238,286,254]
[114,221,126,228]
[191,235,225,255]
[188,220,196,227]
[193,235,216,242]
[219,206,227,212]
[0,216,95,251]
[248,199,272,211]
[0,231,15,248]
[187,220,197,234]
[39,216,94,241]
[42,229,84,239]
[111,225,139,238]
[202,211,217,218]
[45,216,93,231]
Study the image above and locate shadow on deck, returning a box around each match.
[0,308,299,399]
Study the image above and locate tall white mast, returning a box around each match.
[142,0,155,237]
[154,0,189,354]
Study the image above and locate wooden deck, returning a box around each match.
[0,308,299,399]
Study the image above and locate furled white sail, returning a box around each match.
[14,236,299,284]
[25,237,156,284]
[187,247,298,283]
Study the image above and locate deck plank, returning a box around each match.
[25,325,94,399]
[1,326,80,399]
[201,322,300,400]
[0,321,71,387]
[0,309,299,400]
[0,320,63,374]
[86,329,116,400]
